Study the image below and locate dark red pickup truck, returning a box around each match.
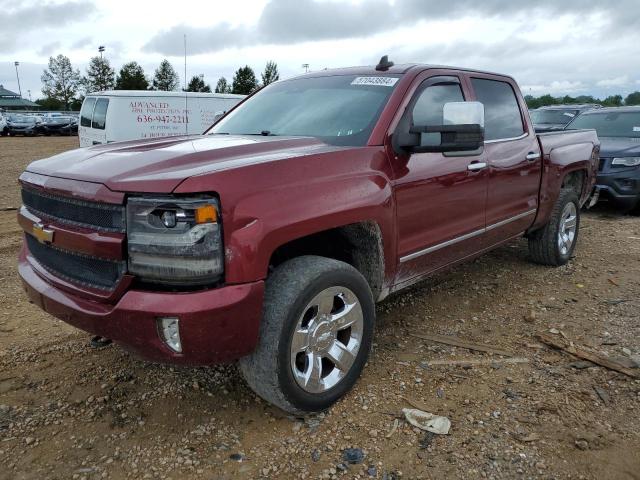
[18,59,599,413]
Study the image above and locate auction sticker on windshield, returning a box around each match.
[351,77,399,87]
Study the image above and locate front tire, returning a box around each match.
[239,256,375,414]
[528,189,580,266]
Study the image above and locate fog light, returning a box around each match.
[157,317,182,353]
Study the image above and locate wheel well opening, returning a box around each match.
[562,170,585,197]
[269,222,385,300]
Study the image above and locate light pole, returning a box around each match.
[98,45,105,59]
[14,61,22,97]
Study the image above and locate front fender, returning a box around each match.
[174,148,396,286]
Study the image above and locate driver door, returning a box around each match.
[392,75,488,289]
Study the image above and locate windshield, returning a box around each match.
[567,111,640,138]
[209,75,400,146]
[530,109,579,125]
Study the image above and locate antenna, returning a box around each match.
[375,55,394,72]
[184,34,188,135]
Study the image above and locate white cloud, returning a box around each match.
[521,81,586,95]
[596,75,630,87]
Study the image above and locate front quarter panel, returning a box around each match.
[174,147,396,287]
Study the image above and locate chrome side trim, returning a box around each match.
[485,209,537,231]
[484,132,529,144]
[400,227,485,263]
[399,209,537,263]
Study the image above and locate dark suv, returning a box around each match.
[531,104,600,132]
[566,106,640,211]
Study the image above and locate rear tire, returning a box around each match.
[528,189,580,266]
[238,255,375,414]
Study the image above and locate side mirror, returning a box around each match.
[396,101,485,153]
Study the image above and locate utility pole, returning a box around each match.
[98,45,105,59]
[14,61,22,97]
[302,63,309,73]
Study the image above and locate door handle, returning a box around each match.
[526,152,540,161]
[467,162,487,171]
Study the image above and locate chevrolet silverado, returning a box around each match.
[18,58,599,413]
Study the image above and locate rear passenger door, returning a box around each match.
[468,76,541,247]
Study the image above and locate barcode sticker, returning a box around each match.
[351,77,398,87]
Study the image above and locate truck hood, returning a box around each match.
[598,136,640,158]
[26,134,346,193]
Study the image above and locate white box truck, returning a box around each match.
[78,90,245,147]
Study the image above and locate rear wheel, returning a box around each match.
[238,256,375,414]
[528,189,580,266]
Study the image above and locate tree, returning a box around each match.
[82,56,115,93]
[152,59,179,91]
[215,77,232,93]
[186,75,211,92]
[261,61,279,86]
[232,66,258,95]
[41,54,82,111]
[625,91,640,105]
[115,62,149,90]
[603,95,623,107]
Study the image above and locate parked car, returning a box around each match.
[78,91,245,147]
[530,104,601,132]
[566,106,640,211]
[17,59,599,413]
[6,114,41,136]
[41,116,78,136]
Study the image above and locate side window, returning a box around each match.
[91,98,109,130]
[80,97,96,127]
[471,78,524,141]
[412,83,464,125]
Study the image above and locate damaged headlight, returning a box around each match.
[126,196,223,286]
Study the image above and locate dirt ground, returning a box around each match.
[0,136,639,480]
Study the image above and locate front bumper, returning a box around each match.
[19,247,264,365]
[596,165,640,208]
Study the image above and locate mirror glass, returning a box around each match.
[443,101,484,127]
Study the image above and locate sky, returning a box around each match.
[1,0,639,101]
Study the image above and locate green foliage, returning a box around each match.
[603,95,623,107]
[625,91,640,105]
[41,54,82,111]
[115,62,149,90]
[526,92,637,109]
[152,59,180,91]
[261,61,280,86]
[215,77,232,93]
[82,56,115,93]
[186,75,211,93]
[232,66,258,95]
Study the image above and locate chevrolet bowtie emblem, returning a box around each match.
[32,223,54,244]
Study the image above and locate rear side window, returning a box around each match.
[412,83,464,125]
[80,97,96,127]
[471,78,524,141]
[91,98,109,130]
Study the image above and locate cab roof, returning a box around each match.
[290,63,515,82]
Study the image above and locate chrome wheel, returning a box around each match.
[290,286,364,394]
[558,202,577,255]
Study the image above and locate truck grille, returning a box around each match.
[26,235,126,291]
[21,186,125,232]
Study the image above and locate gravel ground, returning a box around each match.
[0,136,639,480]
